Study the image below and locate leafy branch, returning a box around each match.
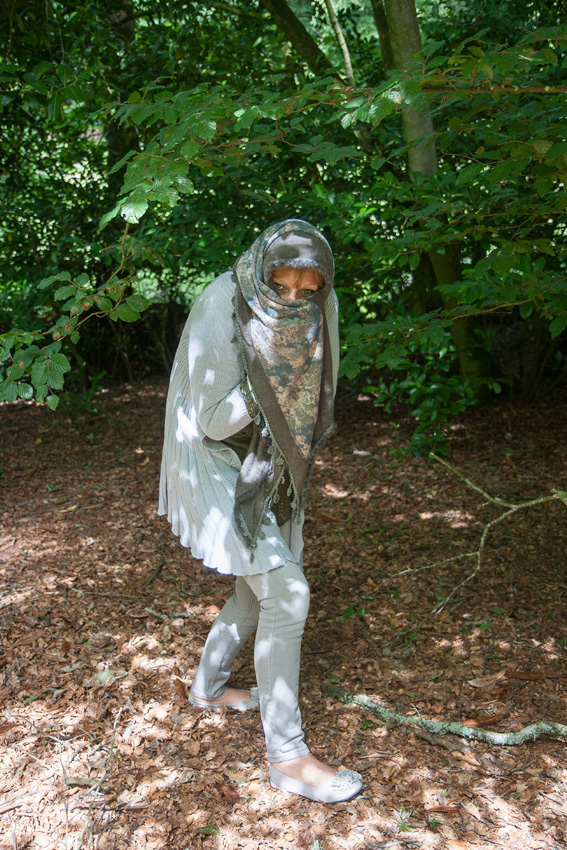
[0,224,151,409]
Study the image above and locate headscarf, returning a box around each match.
[231,219,336,550]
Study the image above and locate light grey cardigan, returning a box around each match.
[158,271,340,576]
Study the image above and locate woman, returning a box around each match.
[159,219,362,804]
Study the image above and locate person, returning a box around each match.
[158,219,362,804]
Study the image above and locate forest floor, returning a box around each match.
[1,378,566,850]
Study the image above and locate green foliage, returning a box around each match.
[200,826,219,836]
[0,333,71,409]
[0,266,151,404]
[1,1,566,448]
[343,606,368,619]
[362,337,480,455]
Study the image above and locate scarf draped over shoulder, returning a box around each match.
[231,219,335,551]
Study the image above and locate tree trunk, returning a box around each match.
[259,0,334,77]
[381,0,491,382]
[105,0,139,197]
[323,0,355,86]
[368,0,394,73]
[383,0,437,178]
[409,253,440,315]
[429,246,491,382]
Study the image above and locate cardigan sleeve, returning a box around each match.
[187,277,253,441]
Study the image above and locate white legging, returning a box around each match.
[191,561,311,764]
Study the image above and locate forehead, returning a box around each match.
[271,266,321,285]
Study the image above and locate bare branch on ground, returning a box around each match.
[326,686,567,745]
[428,453,567,615]
[374,454,567,648]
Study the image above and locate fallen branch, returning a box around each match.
[325,686,567,745]
[361,459,567,650]
[144,606,168,620]
[63,776,111,790]
[0,799,24,816]
[412,727,468,753]
[428,454,567,615]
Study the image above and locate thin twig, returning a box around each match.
[7,714,74,749]
[432,507,518,615]
[303,639,356,656]
[430,453,516,507]
[61,757,70,849]
[352,555,383,571]
[11,744,57,776]
[54,582,150,600]
[141,552,165,590]
[386,551,476,581]
[74,707,123,850]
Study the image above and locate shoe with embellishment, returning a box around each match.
[269,764,363,803]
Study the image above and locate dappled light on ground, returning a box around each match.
[418,509,476,528]
[1,381,566,848]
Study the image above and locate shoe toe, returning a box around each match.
[269,764,363,804]
[327,769,363,801]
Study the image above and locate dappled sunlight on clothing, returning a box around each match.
[159,273,299,575]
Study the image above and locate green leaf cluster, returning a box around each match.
[0,334,71,410]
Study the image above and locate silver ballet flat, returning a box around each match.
[188,687,259,712]
[269,764,363,804]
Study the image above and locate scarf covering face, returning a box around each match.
[232,219,335,550]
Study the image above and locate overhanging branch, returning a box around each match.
[422,82,567,95]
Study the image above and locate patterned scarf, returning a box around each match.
[232,219,336,551]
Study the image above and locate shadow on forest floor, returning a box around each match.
[1,379,566,849]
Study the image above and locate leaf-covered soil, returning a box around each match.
[1,379,566,850]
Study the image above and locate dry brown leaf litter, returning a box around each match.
[1,380,566,850]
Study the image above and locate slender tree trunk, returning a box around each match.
[383,0,437,177]
[106,0,138,197]
[323,0,355,85]
[263,0,379,155]
[380,0,491,382]
[368,0,395,73]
